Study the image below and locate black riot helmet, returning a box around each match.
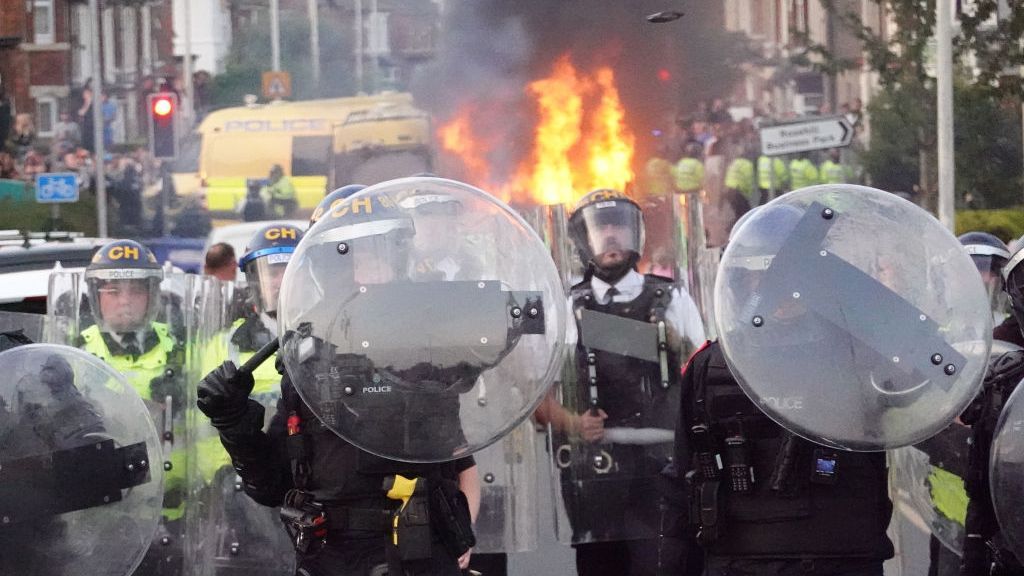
[960,231,1010,317]
[304,193,415,288]
[568,189,645,283]
[85,240,164,333]
[1002,244,1024,329]
[239,223,304,317]
[309,184,367,227]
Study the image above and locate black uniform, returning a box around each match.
[676,341,894,576]
[960,350,1024,576]
[216,366,473,576]
[561,274,683,576]
[993,317,1024,349]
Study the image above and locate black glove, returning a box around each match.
[197,361,255,429]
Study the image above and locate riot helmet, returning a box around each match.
[1002,245,1024,330]
[238,223,304,317]
[568,189,645,284]
[85,240,163,333]
[398,188,467,280]
[959,231,1009,314]
[309,184,367,226]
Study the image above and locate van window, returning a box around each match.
[292,136,331,176]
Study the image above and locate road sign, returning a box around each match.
[759,115,854,157]
[262,71,292,100]
[35,173,79,204]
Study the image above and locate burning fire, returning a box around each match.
[438,54,636,206]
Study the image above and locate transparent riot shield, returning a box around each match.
[886,342,1021,557]
[0,343,163,576]
[48,268,207,576]
[716,185,992,451]
[184,277,295,576]
[466,402,539,554]
[990,371,1024,563]
[278,177,567,463]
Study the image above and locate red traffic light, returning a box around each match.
[657,68,672,82]
[152,97,173,117]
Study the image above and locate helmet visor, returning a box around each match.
[243,254,291,316]
[570,201,644,264]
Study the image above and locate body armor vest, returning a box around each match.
[686,342,894,559]
[570,275,680,427]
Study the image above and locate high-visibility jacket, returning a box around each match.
[757,156,789,191]
[674,157,704,192]
[789,158,820,190]
[725,158,756,205]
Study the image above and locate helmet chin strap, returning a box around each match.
[590,252,639,284]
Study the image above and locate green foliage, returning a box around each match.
[955,209,1024,242]
[861,81,1023,207]
[209,13,357,109]
[0,194,100,235]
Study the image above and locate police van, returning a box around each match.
[173,92,433,219]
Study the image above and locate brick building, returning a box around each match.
[0,0,177,144]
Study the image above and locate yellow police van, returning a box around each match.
[173,92,433,218]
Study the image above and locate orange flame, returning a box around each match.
[437,54,635,207]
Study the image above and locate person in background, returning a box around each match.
[204,243,238,283]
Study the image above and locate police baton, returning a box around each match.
[238,339,280,375]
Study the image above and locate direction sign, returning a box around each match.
[759,115,854,157]
[262,71,292,100]
[35,172,79,204]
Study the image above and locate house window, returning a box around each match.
[33,0,55,45]
[36,97,57,136]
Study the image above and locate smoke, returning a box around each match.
[412,0,743,184]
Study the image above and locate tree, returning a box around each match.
[209,11,357,109]
[803,0,1023,209]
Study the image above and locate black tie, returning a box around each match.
[121,333,141,357]
[605,287,620,304]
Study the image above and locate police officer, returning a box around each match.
[196,192,479,576]
[262,164,298,218]
[675,203,894,576]
[536,189,705,576]
[757,153,789,201]
[0,341,162,576]
[788,152,820,191]
[917,232,1011,576]
[960,244,1024,576]
[675,143,705,195]
[192,223,306,575]
[958,232,1014,336]
[78,239,188,576]
[819,148,853,184]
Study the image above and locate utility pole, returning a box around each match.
[89,0,108,237]
[270,0,282,72]
[309,0,321,90]
[355,0,364,93]
[182,0,193,123]
[936,0,955,231]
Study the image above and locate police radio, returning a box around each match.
[724,419,754,493]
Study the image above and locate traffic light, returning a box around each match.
[147,92,178,159]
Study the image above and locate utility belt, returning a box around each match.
[279,475,475,562]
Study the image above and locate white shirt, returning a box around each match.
[567,269,707,351]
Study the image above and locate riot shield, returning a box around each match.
[48,267,207,575]
[887,341,1020,556]
[716,185,992,451]
[184,277,295,576]
[278,177,567,463]
[990,371,1024,563]
[0,343,163,576]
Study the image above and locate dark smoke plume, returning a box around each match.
[412,1,749,184]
